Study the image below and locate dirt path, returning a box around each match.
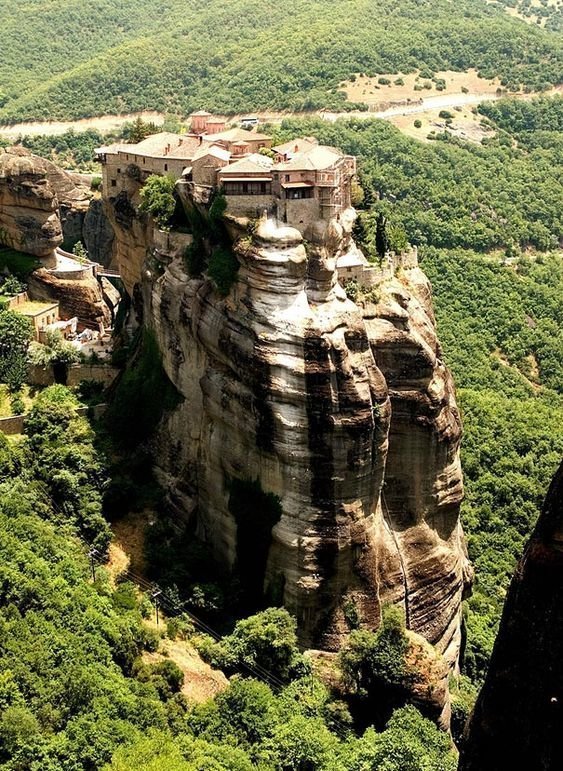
[0,86,559,141]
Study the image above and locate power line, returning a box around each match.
[65,527,351,735]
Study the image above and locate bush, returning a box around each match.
[340,605,414,725]
[184,240,206,277]
[216,608,306,682]
[138,175,176,229]
[9,392,25,416]
[152,659,184,693]
[414,119,422,128]
[207,247,239,297]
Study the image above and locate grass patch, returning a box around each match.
[0,384,41,417]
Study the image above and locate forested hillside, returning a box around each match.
[0,387,457,769]
[422,250,563,682]
[0,0,562,122]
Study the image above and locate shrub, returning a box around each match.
[9,392,25,416]
[152,659,184,693]
[139,175,176,229]
[414,119,422,128]
[184,240,206,277]
[340,605,414,724]
[217,608,306,682]
[207,247,239,297]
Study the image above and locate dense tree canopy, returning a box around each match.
[0,310,32,392]
[421,249,563,682]
[0,0,561,122]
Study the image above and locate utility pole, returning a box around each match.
[152,587,162,627]
[88,548,98,582]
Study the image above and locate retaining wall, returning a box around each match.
[0,403,107,436]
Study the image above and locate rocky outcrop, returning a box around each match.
[364,268,472,669]
[459,461,563,770]
[0,146,92,261]
[28,268,111,329]
[0,148,63,259]
[102,174,151,295]
[309,626,451,730]
[140,212,470,663]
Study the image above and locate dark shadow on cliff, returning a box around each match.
[459,460,563,771]
[228,477,283,614]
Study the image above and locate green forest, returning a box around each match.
[0,386,457,768]
[0,0,562,122]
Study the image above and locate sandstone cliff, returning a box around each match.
[28,268,112,329]
[123,210,472,667]
[102,172,152,295]
[0,147,64,259]
[0,146,115,266]
[459,461,563,770]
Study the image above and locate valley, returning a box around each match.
[0,0,561,768]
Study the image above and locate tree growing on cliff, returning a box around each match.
[0,309,33,392]
[340,605,414,724]
[139,175,177,230]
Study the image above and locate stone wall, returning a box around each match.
[0,403,107,436]
[340,246,419,287]
[27,363,119,387]
[225,195,275,220]
[0,414,25,435]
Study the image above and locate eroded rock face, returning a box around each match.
[83,198,115,267]
[459,461,563,770]
[363,268,472,669]
[28,268,111,329]
[102,174,151,295]
[0,148,63,258]
[142,214,470,661]
[0,146,96,261]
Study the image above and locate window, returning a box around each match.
[223,181,271,196]
[286,187,313,200]
[111,179,117,187]
[285,174,290,182]
[117,168,121,173]
[164,163,168,171]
